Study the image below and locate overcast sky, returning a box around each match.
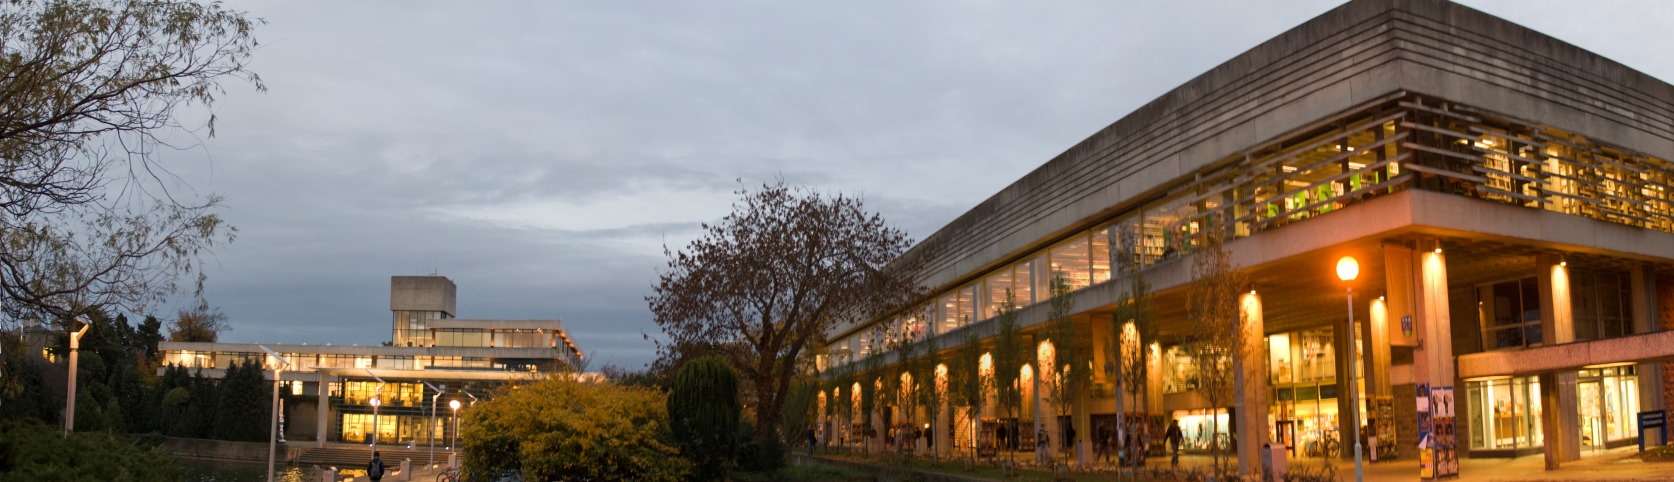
[171,0,1674,370]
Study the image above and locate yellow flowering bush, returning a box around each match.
[461,376,691,482]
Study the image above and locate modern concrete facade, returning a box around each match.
[819,0,1674,476]
[159,276,583,447]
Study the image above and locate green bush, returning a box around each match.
[0,419,181,481]
[668,356,741,482]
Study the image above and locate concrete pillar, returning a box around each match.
[1148,343,1165,415]
[1536,253,1581,467]
[1410,241,1456,476]
[936,398,951,459]
[1537,254,1575,346]
[1633,267,1665,413]
[1335,317,1360,461]
[1367,297,1392,398]
[1073,382,1091,465]
[316,372,332,448]
[1235,292,1271,474]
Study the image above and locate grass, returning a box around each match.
[821,452,1170,482]
[732,466,869,481]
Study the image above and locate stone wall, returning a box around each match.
[160,437,291,463]
[1661,275,1674,408]
[1393,383,1417,460]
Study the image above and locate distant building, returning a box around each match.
[158,275,583,447]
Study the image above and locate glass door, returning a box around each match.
[1578,380,1602,449]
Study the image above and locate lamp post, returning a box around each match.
[1336,256,1364,482]
[423,382,444,468]
[449,399,462,455]
[370,396,382,452]
[259,346,292,482]
[63,319,90,436]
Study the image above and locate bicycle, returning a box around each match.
[436,466,461,482]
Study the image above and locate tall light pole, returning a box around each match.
[370,396,382,452]
[63,319,90,437]
[259,346,292,482]
[362,369,386,453]
[423,382,444,468]
[449,399,462,456]
[1336,256,1364,482]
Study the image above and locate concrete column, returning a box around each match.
[316,371,331,448]
[1633,267,1666,413]
[1410,241,1456,475]
[1539,371,1582,468]
[1073,381,1091,465]
[1336,317,1360,461]
[1235,292,1271,474]
[1536,253,1581,466]
[1536,253,1575,345]
[937,398,951,459]
[1149,343,1165,415]
[1367,297,1392,398]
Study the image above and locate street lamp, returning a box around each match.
[423,382,444,468]
[449,399,462,455]
[370,396,382,452]
[1336,256,1364,482]
[63,318,91,436]
[259,346,292,482]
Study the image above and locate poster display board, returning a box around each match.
[1418,384,1458,479]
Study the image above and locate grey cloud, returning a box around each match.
[175,0,1673,370]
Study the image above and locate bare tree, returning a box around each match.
[914,329,943,464]
[0,0,260,324]
[1040,275,1082,467]
[989,290,1025,474]
[1113,269,1157,475]
[859,346,883,456]
[1185,231,1251,471]
[947,326,988,470]
[649,181,928,449]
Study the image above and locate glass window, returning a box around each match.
[1466,375,1542,450]
[1293,327,1335,384]
[1572,270,1631,341]
[1269,334,1294,385]
[1049,235,1092,291]
[1162,345,1198,394]
[1091,227,1111,285]
[954,285,975,326]
[1478,277,1542,350]
[983,267,1016,320]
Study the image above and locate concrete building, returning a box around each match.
[159,276,583,447]
[819,0,1674,475]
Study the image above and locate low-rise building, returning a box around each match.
[158,275,583,447]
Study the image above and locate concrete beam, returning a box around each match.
[1457,329,1674,379]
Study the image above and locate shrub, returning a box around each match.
[0,419,181,481]
[461,376,689,482]
[668,356,741,481]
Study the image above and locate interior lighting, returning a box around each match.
[1434,247,1442,254]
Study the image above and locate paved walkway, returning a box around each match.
[839,445,1673,481]
[1110,446,1671,481]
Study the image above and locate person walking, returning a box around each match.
[1166,419,1184,467]
[1096,424,1111,463]
[807,427,817,456]
[366,451,386,482]
[1035,426,1050,465]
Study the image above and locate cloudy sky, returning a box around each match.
[171,0,1674,370]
